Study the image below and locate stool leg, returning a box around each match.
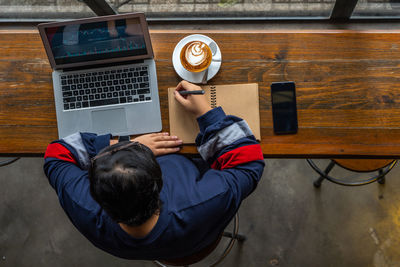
[235,234,247,242]
[314,161,335,188]
[223,231,247,242]
[153,260,167,267]
[378,169,386,184]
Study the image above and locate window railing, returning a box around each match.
[0,0,398,22]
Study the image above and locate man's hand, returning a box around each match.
[133,132,182,156]
[174,80,212,118]
[109,133,182,156]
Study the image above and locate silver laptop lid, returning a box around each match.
[38,12,154,70]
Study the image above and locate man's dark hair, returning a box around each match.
[89,141,163,227]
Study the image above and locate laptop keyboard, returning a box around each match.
[60,66,151,111]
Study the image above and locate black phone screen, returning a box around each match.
[271,82,298,134]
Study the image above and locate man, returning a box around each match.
[44,80,265,260]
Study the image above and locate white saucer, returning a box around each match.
[172,34,222,84]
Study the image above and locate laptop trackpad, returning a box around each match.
[91,108,128,134]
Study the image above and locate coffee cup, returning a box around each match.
[180,40,212,73]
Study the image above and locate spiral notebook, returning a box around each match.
[168,83,261,144]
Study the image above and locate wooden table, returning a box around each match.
[1,29,400,158]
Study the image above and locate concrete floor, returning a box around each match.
[1,158,400,266]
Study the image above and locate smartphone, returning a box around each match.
[271,82,298,135]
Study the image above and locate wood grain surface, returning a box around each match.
[1,30,400,157]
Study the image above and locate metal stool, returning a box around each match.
[306,159,397,187]
[0,157,20,167]
[153,213,246,267]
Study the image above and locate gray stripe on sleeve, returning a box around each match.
[197,120,254,161]
[63,132,90,170]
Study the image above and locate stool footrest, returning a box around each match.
[307,159,397,187]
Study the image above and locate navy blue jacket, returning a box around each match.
[44,107,265,260]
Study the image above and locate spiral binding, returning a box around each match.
[210,86,217,108]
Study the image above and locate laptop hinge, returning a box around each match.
[62,59,145,73]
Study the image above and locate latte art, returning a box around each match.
[185,42,208,66]
[180,40,212,73]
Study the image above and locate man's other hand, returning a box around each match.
[133,133,182,156]
[174,80,212,118]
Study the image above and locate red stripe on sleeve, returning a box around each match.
[44,143,77,164]
[211,144,263,170]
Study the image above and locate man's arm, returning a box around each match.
[195,107,264,202]
[44,132,111,194]
[174,81,265,203]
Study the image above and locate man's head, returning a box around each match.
[89,141,163,227]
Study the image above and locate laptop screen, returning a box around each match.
[44,17,147,66]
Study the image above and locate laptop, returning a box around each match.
[38,12,162,138]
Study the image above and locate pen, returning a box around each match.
[178,90,205,96]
